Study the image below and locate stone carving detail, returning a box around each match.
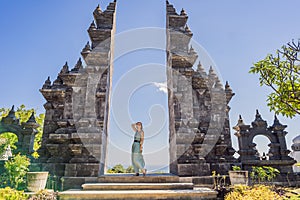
[233,111,296,173]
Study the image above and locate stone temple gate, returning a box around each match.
[36,1,294,189]
[233,111,296,173]
[37,0,238,188]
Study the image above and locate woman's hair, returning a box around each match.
[136,122,143,130]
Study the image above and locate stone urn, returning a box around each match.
[228,170,249,185]
[27,172,49,192]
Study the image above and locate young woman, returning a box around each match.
[131,122,147,176]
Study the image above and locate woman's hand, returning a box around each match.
[131,123,137,132]
[140,145,143,153]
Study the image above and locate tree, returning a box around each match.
[3,154,30,190]
[250,39,300,118]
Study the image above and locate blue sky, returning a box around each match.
[0,0,300,171]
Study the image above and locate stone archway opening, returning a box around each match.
[253,135,271,160]
[0,132,17,160]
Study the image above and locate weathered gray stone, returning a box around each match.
[38,1,117,187]
[233,112,296,173]
[166,2,237,176]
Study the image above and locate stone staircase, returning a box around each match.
[59,174,218,200]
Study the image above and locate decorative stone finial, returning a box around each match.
[42,76,52,89]
[1,106,18,124]
[189,46,196,55]
[255,109,262,120]
[180,8,187,16]
[89,21,96,31]
[94,4,102,14]
[233,115,245,131]
[273,115,281,125]
[209,66,214,74]
[225,81,232,92]
[83,42,91,52]
[251,109,267,128]
[71,58,83,72]
[238,115,245,125]
[8,106,16,118]
[53,76,63,86]
[60,62,69,74]
[166,0,169,5]
[24,112,39,129]
[208,66,217,78]
[27,112,36,124]
[271,114,287,131]
[185,25,192,34]
[197,61,207,76]
[97,4,101,11]
[214,78,223,89]
[81,42,91,58]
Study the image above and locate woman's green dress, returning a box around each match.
[131,131,145,173]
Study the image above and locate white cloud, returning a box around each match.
[152,82,168,93]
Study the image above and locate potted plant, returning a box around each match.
[228,166,249,185]
[27,171,49,192]
[26,154,49,192]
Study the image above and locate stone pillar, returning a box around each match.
[39,1,117,189]
[166,1,237,176]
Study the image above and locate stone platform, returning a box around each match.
[97,173,180,183]
[82,183,194,190]
[59,174,218,200]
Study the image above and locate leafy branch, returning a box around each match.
[250,39,300,118]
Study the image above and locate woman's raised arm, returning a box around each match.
[131,123,137,132]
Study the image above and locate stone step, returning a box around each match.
[97,173,180,183]
[59,188,218,200]
[82,182,194,190]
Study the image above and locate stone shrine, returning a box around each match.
[233,111,296,173]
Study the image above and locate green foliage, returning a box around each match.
[232,166,241,171]
[0,105,45,157]
[249,39,300,118]
[29,189,57,200]
[225,184,282,200]
[3,154,30,190]
[250,166,280,184]
[106,164,135,173]
[125,165,135,173]
[0,133,18,152]
[107,164,126,173]
[211,171,227,190]
[0,187,28,200]
[0,137,7,156]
